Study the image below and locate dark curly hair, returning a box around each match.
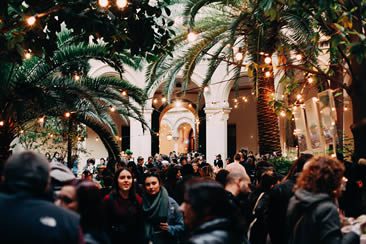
[295,156,345,198]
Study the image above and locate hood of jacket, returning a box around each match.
[291,189,331,210]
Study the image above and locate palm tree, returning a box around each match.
[145,0,282,155]
[0,30,147,165]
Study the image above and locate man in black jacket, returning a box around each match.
[0,151,82,244]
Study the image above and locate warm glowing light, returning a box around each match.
[65,112,71,118]
[280,111,286,117]
[331,107,336,111]
[20,130,24,134]
[307,77,314,84]
[331,153,336,158]
[49,134,54,138]
[118,137,122,141]
[77,137,81,141]
[234,98,238,103]
[0,121,4,126]
[116,0,128,8]
[204,86,209,93]
[73,74,80,81]
[265,71,271,78]
[295,54,303,61]
[344,107,349,111]
[96,137,99,142]
[264,57,272,64]
[235,52,244,61]
[98,0,109,7]
[161,96,167,103]
[188,103,192,108]
[175,100,182,108]
[234,104,238,109]
[187,32,198,42]
[296,94,302,100]
[110,106,116,112]
[24,51,32,59]
[121,91,127,96]
[38,117,44,123]
[167,134,173,141]
[259,52,265,55]
[251,91,255,95]
[26,16,36,26]
[153,98,158,104]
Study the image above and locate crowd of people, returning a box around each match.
[0,149,363,244]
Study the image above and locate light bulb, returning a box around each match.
[280,111,286,117]
[0,121,4,126]
[116,0,128,8]
[307,77,314,84]
[153,98,158,104]
[344,107,349,111]
[259,52,265,55]
[161,96,167,103]
[65,112,71,118]
[73,74,80,81]
[264,57,272,64]
[38,117,44,123]
[234,98,238,103]
[235,52,244,61]
[296,94,302,100]
[121,91,127,96]
[187,32,198,42]
[188,103,192,108]
[265,71,272,78]
[295,54,302,61]
[110,106,116,112]
[24,51,32,59]
[26,16,36,26]
[175,100,182,108]
[98,0,109,7]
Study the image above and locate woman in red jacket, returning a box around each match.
[103,168,145,244]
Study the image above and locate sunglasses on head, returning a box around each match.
[57,195,74,204]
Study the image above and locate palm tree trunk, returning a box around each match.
[256,73,281,155]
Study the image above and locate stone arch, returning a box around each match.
[173,117,196,137]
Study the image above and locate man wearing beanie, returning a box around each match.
[0,151,82,243]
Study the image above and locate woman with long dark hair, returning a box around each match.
[142,171,184,244]
[103,167,145,244]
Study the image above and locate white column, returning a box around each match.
[205,107,231,165]
[130,108,152,159]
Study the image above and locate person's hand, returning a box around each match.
[159,222,169,231]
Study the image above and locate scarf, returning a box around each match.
[143,186,169,239]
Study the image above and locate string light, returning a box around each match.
[110,106,116,112]
[264,57,272,64]
[296,94,302,100]
[234,104,238,109]
[161,96,167,103]
[234,98,238,103]
[116,0,128,8]
[0,121,4,126]
[188,103,192,108]
[20,129,24,134]
[344,106,349,111]
[24,51,32,59]
[280,111,286,117]
[307,77,314,84]
[65,112,71,118]
[265,71,272,78]
[26,16,36,26]
[77,137,81,141]
[38,117,44,123]
[187,32,198,42]
[121,91,127,96]
[73,74,80,81]
[175,100,182,108]
[153,98,158,104]
[259,52,265,55]
[235,52,244,61]
[331,107,336,111]
[49,134,54,138]
[295,54,303,61]
[98,0,109,7]
[203,86,209,93]
[96,137,99,142]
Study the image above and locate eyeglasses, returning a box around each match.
[56,195,75,204]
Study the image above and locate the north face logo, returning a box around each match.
[40,216,57,227]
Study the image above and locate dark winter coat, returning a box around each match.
[287,189,359,244]
[0,192,81,244]
[186,218,246,244]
